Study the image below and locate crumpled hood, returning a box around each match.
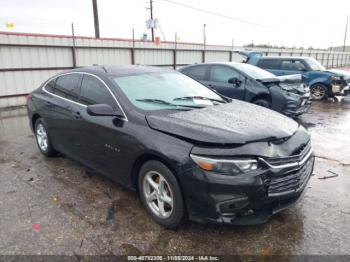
[146,100,299,144]
[328,69,350,80]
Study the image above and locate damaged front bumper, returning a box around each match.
[183,141,314,226]
[282,92,312,117]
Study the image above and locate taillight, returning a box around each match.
[25,94,32,104]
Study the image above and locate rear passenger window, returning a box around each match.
[79,75,116,108]
[281,60,306,71]
[257,59,280,70]
[45,79,56,93]
[55,74,83,102]
[182,66,207,81]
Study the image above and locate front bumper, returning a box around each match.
[183,145,314,225]
[282,93,312,117]
[342,84,350,95]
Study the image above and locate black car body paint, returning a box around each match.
[27,65,314,226]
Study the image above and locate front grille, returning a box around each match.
[263,141,312,166]
[268,157,314,197]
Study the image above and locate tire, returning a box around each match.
[138,160,185,229]
[252,98,271,108]
[310,83,328,100]
[34,118,57,157]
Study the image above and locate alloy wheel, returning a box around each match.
[142,171,174,218]
[311,85,326,100]
[36,123,48,152]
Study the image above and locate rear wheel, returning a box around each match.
[253,98,271,108]
[310,83,328,100]
[138,161,185,229]
[34,118,57,157]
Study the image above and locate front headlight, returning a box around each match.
[190,154,258,176]
[331,76,341,82]
[279,84,295,91]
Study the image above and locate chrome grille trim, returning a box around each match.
[268,157,314,197]
[259,142,313,169]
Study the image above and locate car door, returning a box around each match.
[206,65,245,99]
[280,60,307,75]
[42,73,84,157]
[75,74,130,182]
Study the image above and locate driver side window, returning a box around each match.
[79,75,117,109]
[210,66,240,83]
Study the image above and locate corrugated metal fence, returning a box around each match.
[1,31,350,108]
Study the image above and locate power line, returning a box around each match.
[161,0,272,28]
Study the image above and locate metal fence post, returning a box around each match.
[322,52,325,66]
[173,33,177,69]
[131,29,135,65]
[326,52,330,68]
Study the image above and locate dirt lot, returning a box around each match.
[0,98,349,256]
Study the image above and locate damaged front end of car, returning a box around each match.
[269,75,312,117]
[184,127,314,225]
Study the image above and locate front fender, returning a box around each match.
[304,72,331,87]
[269,85,288,112]
[245,81,270,102]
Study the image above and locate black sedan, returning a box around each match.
[179,62,311,117]
[27,65,314,228]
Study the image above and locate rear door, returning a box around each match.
[43,73,83,156]
[206,65,246,99]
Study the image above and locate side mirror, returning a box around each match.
[87,104,123,117]
[228,77,242,87]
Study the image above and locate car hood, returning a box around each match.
[257,75,308,94]
[146,100,299,144]
[328,69,350,80]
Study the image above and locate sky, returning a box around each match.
[0,0,348,49]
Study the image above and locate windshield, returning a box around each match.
[113,72,224,110]
[235,63,275,79]
[305,58,325,71]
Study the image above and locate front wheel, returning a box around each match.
[252,98,271,108]
[310,84,328,100]
[138,161,185,229]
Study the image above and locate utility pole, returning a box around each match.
[71,23,77,68]
[92,0,100,38]
[149,0,154,41]
[343,15,348,52]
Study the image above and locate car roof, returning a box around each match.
[69,65,173,77]
[258,56,312,60]
[180,62,243,69]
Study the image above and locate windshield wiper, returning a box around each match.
[136,99,204,108]
[173,96,226,104]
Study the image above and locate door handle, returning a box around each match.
[72,111,82,119]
